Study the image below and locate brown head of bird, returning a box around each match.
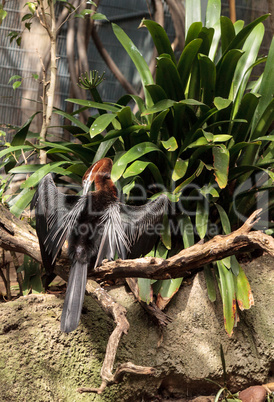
[82,158,117,197]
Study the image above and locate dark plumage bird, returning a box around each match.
[31,158,168,333]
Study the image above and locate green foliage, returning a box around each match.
[1,0,273,334]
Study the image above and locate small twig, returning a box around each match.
[78,363,155,394]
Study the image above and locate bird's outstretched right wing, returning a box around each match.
[31,174,81,275]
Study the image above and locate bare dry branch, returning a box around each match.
[0,205,273,284]
[165,0,185,50]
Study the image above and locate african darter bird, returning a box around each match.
[31,158,168,333]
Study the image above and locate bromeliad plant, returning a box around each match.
[1,0,274,335]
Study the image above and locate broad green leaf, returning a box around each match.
[12,81,21,90]
[9,164,43,174]
[251,98,274,141]
[187,57,200,100]
[179,214,194,248]
[123,160,163,184]
[256,135,274,142]
[212,135,232,142]
[112,23,154,107]
[92,138,118,163]
[217,260,236,336]
[91,12,108,21]
[213,145,229,188]
[89,113,116,137]
[174,161,204,194]
[185,22,203,46]
[209,19,221,61]
[177,38,203,93]
[150,109,169,143]
[122,180,135,196]
[196,199,209,239]
[172,158,189,181]
[123,161,150,178]
[141,19,176,64]
[185,0,201,35]
[156,278,184,309]
[231,23,264,105]
[197,27,214,56]
[111,142,161,181]
[161,136,178,152]
[11,112,40,146]
[232,93,260,143]
[220,16,235,53]
[155,242,169,259]
[137,278,153,304]
[66,98,121,113]
[215,204,231,234]
[0,145,33,159]
[214,97,232,111]
[21,162,69,188]
[145,84,168,104]
[186,137,208,148]
[235,265,254,310]
[224,14,269,54]
[230,255,240,276]
[117,106,132,128]
[216,50,244,99]
[205,0,221,29]
[161,214,171,250]
[142,99,175,116]
[251,37,274,134]
[204,265,216,302]
[234,20,244,35]
[54,110,89,133]
[156,56,184,101]
[198,54,216,105]
[9,188,36,217]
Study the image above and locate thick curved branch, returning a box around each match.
[0,206,273,283]
[91,26,138,95]
[94,210,274,281]
[165,0,185,50]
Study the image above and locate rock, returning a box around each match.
[239,385,267,402]
[0,254,273,401]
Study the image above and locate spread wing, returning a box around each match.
[94,194,168,267]
[121,194,169,258]
[31,174,82,273]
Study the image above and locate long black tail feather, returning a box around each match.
[60,261,87,333]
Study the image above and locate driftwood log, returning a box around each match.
[0,204,274,393]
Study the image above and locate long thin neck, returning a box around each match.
[94,159,117,197]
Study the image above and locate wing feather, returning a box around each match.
[120,194,169,258]
[31,174,81,273]
[94,194,168,267]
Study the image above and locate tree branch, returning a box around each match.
[0,206,273,283]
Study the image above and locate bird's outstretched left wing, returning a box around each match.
[120,194,169,258]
